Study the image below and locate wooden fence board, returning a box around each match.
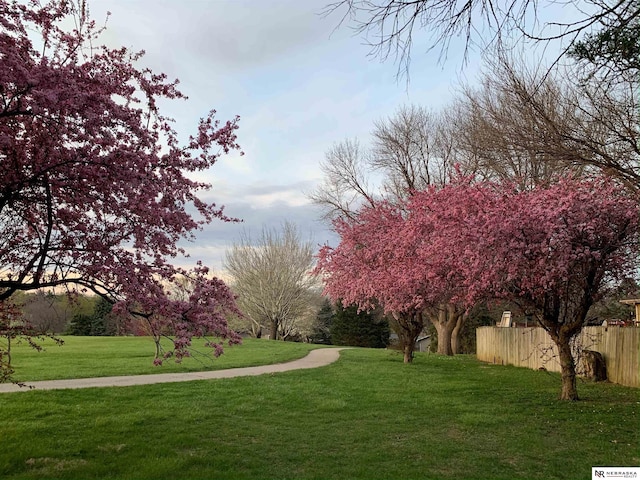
[476,326,639,388]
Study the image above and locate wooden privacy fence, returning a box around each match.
[476,326,639,388]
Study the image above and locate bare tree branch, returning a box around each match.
[451,56,639,191]
[322,0,639,80]
[310,105,462,222]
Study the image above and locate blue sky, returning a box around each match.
[86,0,574,273]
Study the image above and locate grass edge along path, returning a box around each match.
[0,348,346,393]
[4,336,325,382]
[0,348,638,480]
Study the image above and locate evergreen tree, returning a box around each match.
[309,298,334,344]
[569,16,640,77]
[67,297,114,336]
[91,297,114,336]
[330,301,389,348]
[67,314,93,336]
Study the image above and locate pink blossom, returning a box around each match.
[0,0,242,363]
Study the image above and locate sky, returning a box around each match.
[83,0,572,274]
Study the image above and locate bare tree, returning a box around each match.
[450,56,639,192]
[278,289,326,342]
[371,104,454,193]
[309,139,377,222]
[309,104,458,221]
[311,105,468,353]
[323,0,639,80]
[224,222,317,340]
[446,64,582,189]
[22,291,73,334]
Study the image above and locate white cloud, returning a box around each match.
[177,185,338,272]
[82,0,495,277]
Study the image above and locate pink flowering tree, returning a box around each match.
[319,173,639,400]
[0,0,242,369]
[317,185,479,360]
[398,184,491,356]
[419,176,639,400]
[317,189,479,361]
[458,177,639,400]
[114,263,242,365]
[317,202,434,363]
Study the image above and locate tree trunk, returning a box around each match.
[270,319,278,340]
[539,291,592,400]
[451,313,466,354]
[554,333,579,401]
[392,311,424,363]
[152,334,162,364]
[6,335,11,367]
[430,304,458,356]
[394,325,418,363]
[403,342,414,363]
[435,321,453,355]
[398,325,421,363]
[146,318,162,361]
[250,317,262,338]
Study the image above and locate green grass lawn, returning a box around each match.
[6,336,321,381]
[0,342,638,480]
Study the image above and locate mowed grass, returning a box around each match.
[6,336,321,381]
[0,344,638,480]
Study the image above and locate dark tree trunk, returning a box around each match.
[539,288,594,400]
[399,325,422,363]
[393,311,424,363]
[270,320,278,340]
[5,335,11,366]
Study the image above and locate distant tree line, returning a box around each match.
[7,291,134,336]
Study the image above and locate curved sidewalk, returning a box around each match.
[0,347,346,394]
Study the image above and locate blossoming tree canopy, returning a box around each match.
[399,180,508,355]
[0,0,242,362]
[317,184,496,360]
[317,203,404,312]
[319,174,639,397]
[417,177,639,399]
[316,202,431,362]
[462,177,639,399]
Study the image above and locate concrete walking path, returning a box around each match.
[0,347,347,394]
